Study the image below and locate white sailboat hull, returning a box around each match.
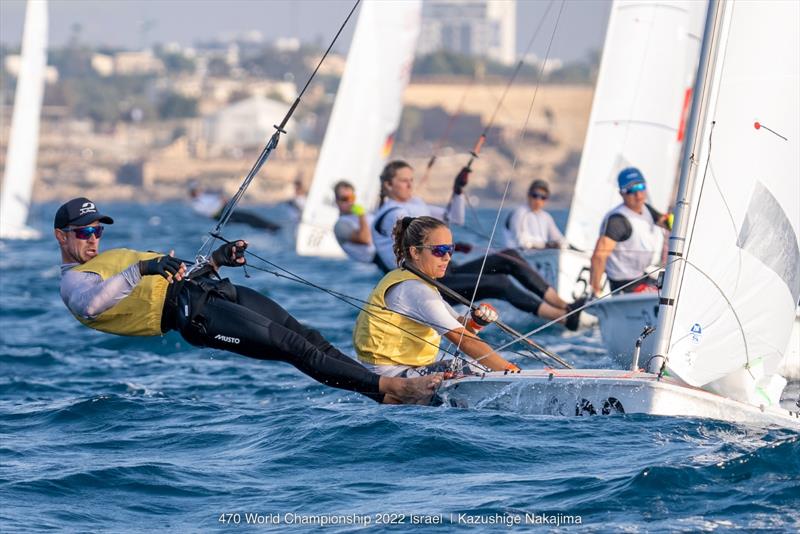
[590,293,800,380]
[438,369,800,428]
[591,292,660,367]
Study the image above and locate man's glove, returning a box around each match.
[351,204,366,216]
[467,303,499,332]
[454,242,473,254]
[139,255,183,279]
[211,240,247,268]
[453,166,471,195]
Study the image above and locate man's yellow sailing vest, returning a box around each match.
[354,269,443,367]
[71,249,169,336]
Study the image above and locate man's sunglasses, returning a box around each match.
[63,226,104,240]
[529,192,549,200]
[416,244,455,257]
[335,194,354,203]
[623,183,647,195]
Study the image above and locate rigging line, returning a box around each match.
[486,258,680,361]
[236,249,495,372]
[208,234,477,341]
[192,0,362,265]
[418,77,477,189]
[454,0,567,359]
[457,0,556,238]
[236,248,537,367]
[401,260,563,368]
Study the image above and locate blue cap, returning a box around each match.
[617,167,646,190]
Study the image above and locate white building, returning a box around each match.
[418,0,516,65]
[204,95,296,149]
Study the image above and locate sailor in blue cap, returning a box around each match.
[589,168,672,296]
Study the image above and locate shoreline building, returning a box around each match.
[417,0,516,65]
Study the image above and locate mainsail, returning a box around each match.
[557,0,705,296]
[296,0,421,258]
[655,0,799,405]
[0,0,48,240]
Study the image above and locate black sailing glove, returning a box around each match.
[211,240,247,268]
[138,255,183,279]
[453,166,471,195]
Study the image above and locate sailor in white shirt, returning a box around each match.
[504,179,564,250]
[332,180,375,263]
[590,168,671,296]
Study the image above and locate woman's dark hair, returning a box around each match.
[333,180,354,197]
[391,216,446,267]
[378,160,412,207]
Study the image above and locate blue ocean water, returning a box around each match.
[1,202,798,533]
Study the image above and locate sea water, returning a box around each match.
[1,202,798,533]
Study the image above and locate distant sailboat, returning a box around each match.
[523,1,705,300]
[439,0,799,426]
[296,0,421,258]
[0,0,47,240]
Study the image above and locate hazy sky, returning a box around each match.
[1,0,611,62]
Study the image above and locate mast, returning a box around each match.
[649,0,723,372]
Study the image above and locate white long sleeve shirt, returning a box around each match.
[504,206,564,249]
[372,195,465,271]
[59,262,142,319]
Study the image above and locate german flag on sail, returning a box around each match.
[382,133,395,158]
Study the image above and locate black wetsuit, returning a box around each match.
[440,249,551,315]
[216,210,281,232]
[162,275,383,402]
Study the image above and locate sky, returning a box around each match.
[0,0,612,62]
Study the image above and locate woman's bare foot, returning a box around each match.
[379,374,443,405]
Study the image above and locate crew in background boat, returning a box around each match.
[188,182,281,232]
[285,176,307,222]
[589,167,671,296]
[54,197,440,405]
[504,179,564,250]
[332,180,375,263]
[372,160,582,328]
[354,216,519,377]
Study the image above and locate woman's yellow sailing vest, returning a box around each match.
[354,269,443,367]
[71,249,169,336]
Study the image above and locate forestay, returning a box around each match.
[296,0,421,258]
[661,0,799,404]
[0,0,48,240]
[557,0,705,296]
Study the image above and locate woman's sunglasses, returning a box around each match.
[64,226,104,240]
[529,192,549,200]
[417,244,455,257]
[623,183,647,195]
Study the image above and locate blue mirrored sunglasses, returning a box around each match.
[417,244,455,257]
[64,225,104,240]
[623,182,646,195]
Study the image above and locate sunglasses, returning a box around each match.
[335,194,354,203]
[529,192,549,200]
[64,225,104,240]
[623,183,647,195]
[417,244,455,257]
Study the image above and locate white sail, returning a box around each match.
[0,0,47,240]
[296,0,421,258]
[661,0,799,405]
[557,0,705,296]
